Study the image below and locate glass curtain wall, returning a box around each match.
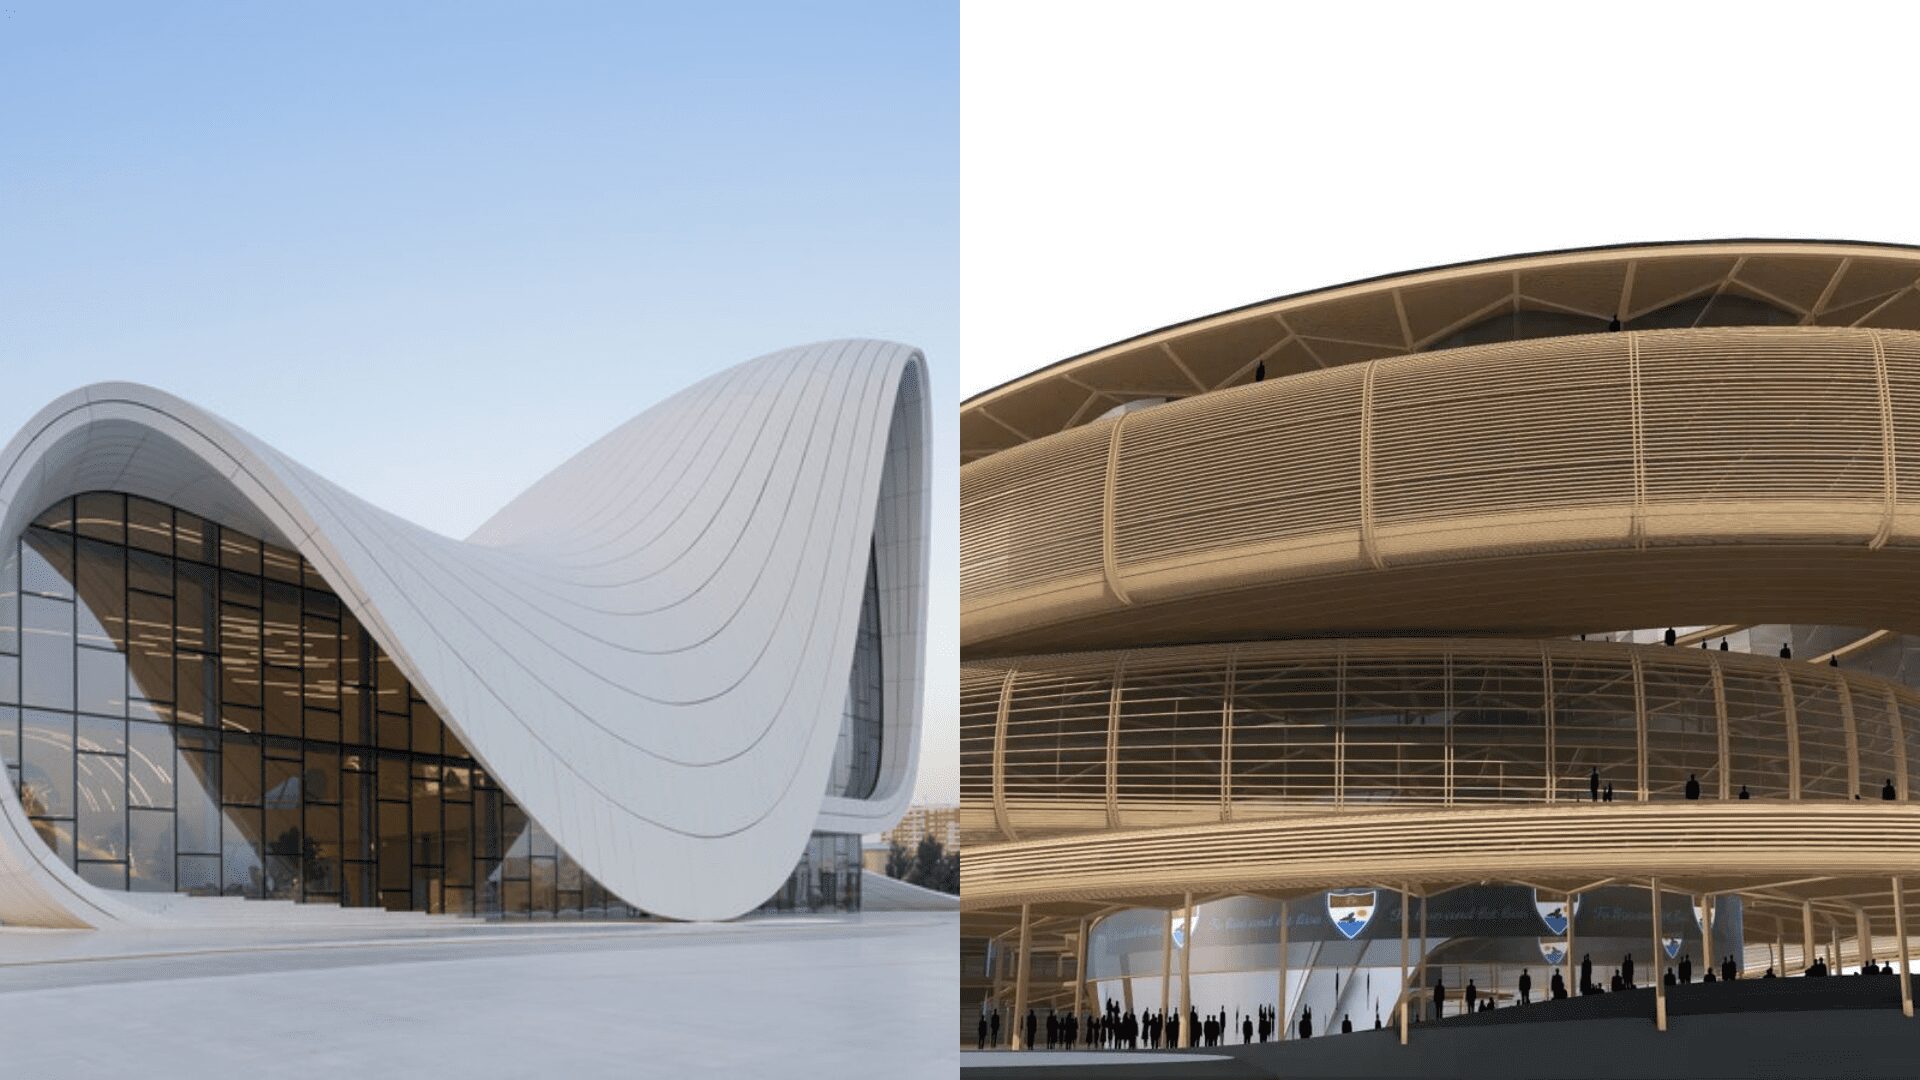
[0,493,862,916]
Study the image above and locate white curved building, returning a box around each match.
[0,338,930,925]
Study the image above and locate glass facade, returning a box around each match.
[0,493,864,916]
[828,545,884,799]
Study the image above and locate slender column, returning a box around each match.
[1278,900,1290,1041]
[1831,924,1842,973]
[1418,893,1429,1008]
[1802,900,1816,974]
[1180,892,1195,1047]
[1698,895,1712,980]
[1074,916,1090,1029]
[1896,877,1913,1018]
[1565,890,1578,999]
[1651,879,1667,1031]
[1013,903,1032,1049]
[1158,908,1172,1042]
[1775,936,1784,976]
[1399,886,1411,1045]
[1857,906,1873,971]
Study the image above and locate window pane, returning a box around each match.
[76,753,126,861]
[127,497,173,556]
[178,852,219,896]
[128,719,175,809]
[264,806,301,899]
[220,602,260,707]
[303,615,338,710]
[128,549,172,596]
[304,747,340,804]
[21,709,73,817]
[174,511,208,563]
[219,528,261,577]
[176,746,221,853]
[264,665,300,737]
[175,563,214,651]
[223,805,263,897]
[378,801,410,892]
[0,705,17,768]
[129,807,175,891]
[74,538,125,649]
[77,647,127,717]
[175,654,213,725]
[23,528,74,599]
[263,582,299,666]
[75,492,124,544]
[78,861,127,891]
[222,735,262,805]
[128,590,173,709]
[262,543,300,585]
[77,714,125,754]
[23,595,74,709]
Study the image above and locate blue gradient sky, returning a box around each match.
[1,3,958,804]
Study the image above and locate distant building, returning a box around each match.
[884,803,961,854]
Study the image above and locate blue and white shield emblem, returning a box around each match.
[1534,891,1576,936]
[1326,890,1376,940]
[1540,938,1567,967]
[1663,936,1682,960]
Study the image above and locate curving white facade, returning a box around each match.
[0,338,930,925]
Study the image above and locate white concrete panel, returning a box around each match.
[0,339,930,924]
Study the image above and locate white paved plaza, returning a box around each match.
[0,910,956,1078]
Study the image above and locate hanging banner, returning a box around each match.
[1171,910,1198,949]
[1326,889,1377,940]
[1663,935,1683,959]
[1539,938,1568,966]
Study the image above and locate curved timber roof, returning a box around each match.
[961,240,1920,463]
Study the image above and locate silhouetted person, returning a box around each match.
[1298,1006,1312,1040]
[1780,642,1792,659]
[1167,1011,1179,1049]
[1046,1011,1057,1049]
[1434,975,1447,1019]
[1590,767,1601,802]
[1685,773,1701,800]
[1764,967,1776,978]
[1608,315,1622,332]
[978,1013,987,1049]
[1604,782,1614,802]
[1704,969,1716,983]
[1581,953,1593,994]
[1375,1009,1382,1029]
[1254,360,1266,383]
[1551,969,1567,999]
[1025,1009,1037,1051]
[1519,968,1532,1004]
[1243,1015,1252,1044]
[1739,784,1751,799]
[990,1010,1001,1047]
[1831,655,1840,668]
[1664,967,1677,987]
[1664,627,1676,646]
[1886,778,1898,800]
[1720,638,1730,651]
[1680,953,1692,984]
[1723,954,1737,981]
[1342,1013,1353,1033]
[1465,979,1477,1014]
[1623,952,1634,988]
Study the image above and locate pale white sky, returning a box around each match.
[962,1,1920,397]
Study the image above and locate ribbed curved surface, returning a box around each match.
[961,239,1920,462]
[960,802,1920,910]
[962,639,1920,846]
[963,326,1920,654]
[0,339,930,925]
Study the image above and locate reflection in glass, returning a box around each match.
[0,493,863,917]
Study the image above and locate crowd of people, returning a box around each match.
[977,948,1911,1051]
